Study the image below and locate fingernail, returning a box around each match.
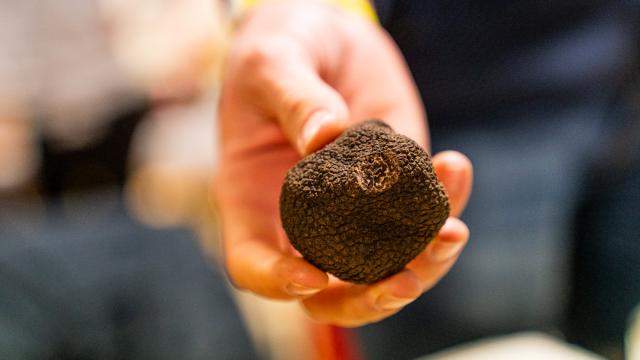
[376,294,416,311]
[286,282,322,296]
[298,110,334,153]
[430,240,464,262]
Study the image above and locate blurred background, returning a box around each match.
[0,0,638,359]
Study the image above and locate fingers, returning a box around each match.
[225,238,329,300]
[301,218,469,326]
[406,217,470,291]
[406,151,471,290]
[432,151,473,217]
[234,38,350,156]
[214,147,329,300]
[301,269,422,327]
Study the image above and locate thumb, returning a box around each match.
[266,65,349,155]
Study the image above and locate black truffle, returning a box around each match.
[280,120,450,284]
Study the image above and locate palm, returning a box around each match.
[217,119,300,257]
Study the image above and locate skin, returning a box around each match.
[216,1,473,327]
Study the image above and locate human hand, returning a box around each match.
[216,1,473,327]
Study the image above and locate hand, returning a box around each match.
[216,1,473,327]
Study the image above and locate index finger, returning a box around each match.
[432,151,473,217]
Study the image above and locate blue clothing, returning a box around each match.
[375,0,638,127]
[0,194,258,360]
[353,2,640,359]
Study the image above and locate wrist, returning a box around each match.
[233,0,378,24]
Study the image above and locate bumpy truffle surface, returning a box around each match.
[280,120,449,284]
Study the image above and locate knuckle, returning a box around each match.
[236,37,290,72]
[231,38,306,116]
[238,44,274,70]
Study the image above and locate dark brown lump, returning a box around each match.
[280,120,450,284]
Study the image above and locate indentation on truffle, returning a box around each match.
[352,152,400,193]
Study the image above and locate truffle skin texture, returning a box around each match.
[280,120,450,284]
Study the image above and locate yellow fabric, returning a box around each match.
[239,0,378,23]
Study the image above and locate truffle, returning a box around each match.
[280,120,449,284]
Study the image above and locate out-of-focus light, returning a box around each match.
[0,105,37,191]
[418,332,604,360]
[125,94,217,229]
[628,305,640,360]
[98,0,228,99]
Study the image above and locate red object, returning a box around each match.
[311,323,362,360]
